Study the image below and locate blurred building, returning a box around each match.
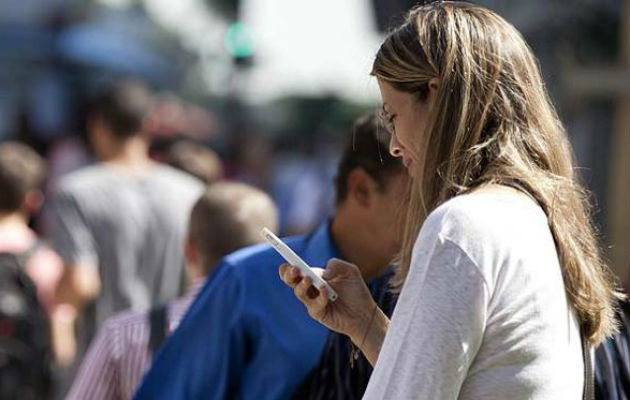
[0,0,184,148]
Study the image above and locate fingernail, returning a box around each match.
[322,269,334,279]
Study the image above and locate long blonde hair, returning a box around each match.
[372,1,622,345]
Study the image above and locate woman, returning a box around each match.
[279,2,622,399]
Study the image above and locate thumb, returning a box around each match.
[323,258,360,280]
[311,267,325,278]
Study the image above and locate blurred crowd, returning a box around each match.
[0,78,346,399]
[0,1,627,399]
[3,77,627,400]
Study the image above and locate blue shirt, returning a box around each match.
[135,222,337,400]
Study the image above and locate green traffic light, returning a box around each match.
[224,22,254,58]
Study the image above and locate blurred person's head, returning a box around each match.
[87,80,154,161]
[332,113,407,280]
[185,182,278,281]
[162,140,224,184]
[372,1,620,344]
[0,142,46,218]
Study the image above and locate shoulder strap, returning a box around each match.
[148,304,169,357]
[0,240,43,277]
[582,326,594,400]
[16,240,44,265]
[615,301,630,396]
[2,239,45,268]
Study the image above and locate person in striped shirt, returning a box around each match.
[66,182,278,400]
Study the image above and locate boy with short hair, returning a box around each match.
[67,182,278,400]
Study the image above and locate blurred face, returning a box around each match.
[377,79,436,179]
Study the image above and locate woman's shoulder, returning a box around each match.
[426,191,546,237]
[411,192,557,297]
[419,191,552,265]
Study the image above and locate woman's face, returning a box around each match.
[377,79,436,179]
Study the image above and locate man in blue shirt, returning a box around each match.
[135,114,406,399]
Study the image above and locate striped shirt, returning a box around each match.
[66,282,203,400]
[292,270,398,400]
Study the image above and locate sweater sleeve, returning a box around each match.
[364,234,490,400]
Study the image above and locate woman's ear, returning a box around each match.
[428,78,439,92]
[426,78,440,109]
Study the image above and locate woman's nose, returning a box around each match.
[389,133,403,157]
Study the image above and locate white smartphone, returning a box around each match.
[262,227,338,302]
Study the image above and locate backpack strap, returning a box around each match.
[582,326,594,400]
[0,240,44,291]
[615,301,630,397]
[148,304,169,357]
[11,240,44,266]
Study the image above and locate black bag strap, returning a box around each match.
[618,302,630,395]
[582,326,594,400]
[20,240,44,262]
[0,241,44,296]
[148,304,169,357]
[0,240,43,267]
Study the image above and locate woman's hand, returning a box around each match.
[279,258,378,340]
